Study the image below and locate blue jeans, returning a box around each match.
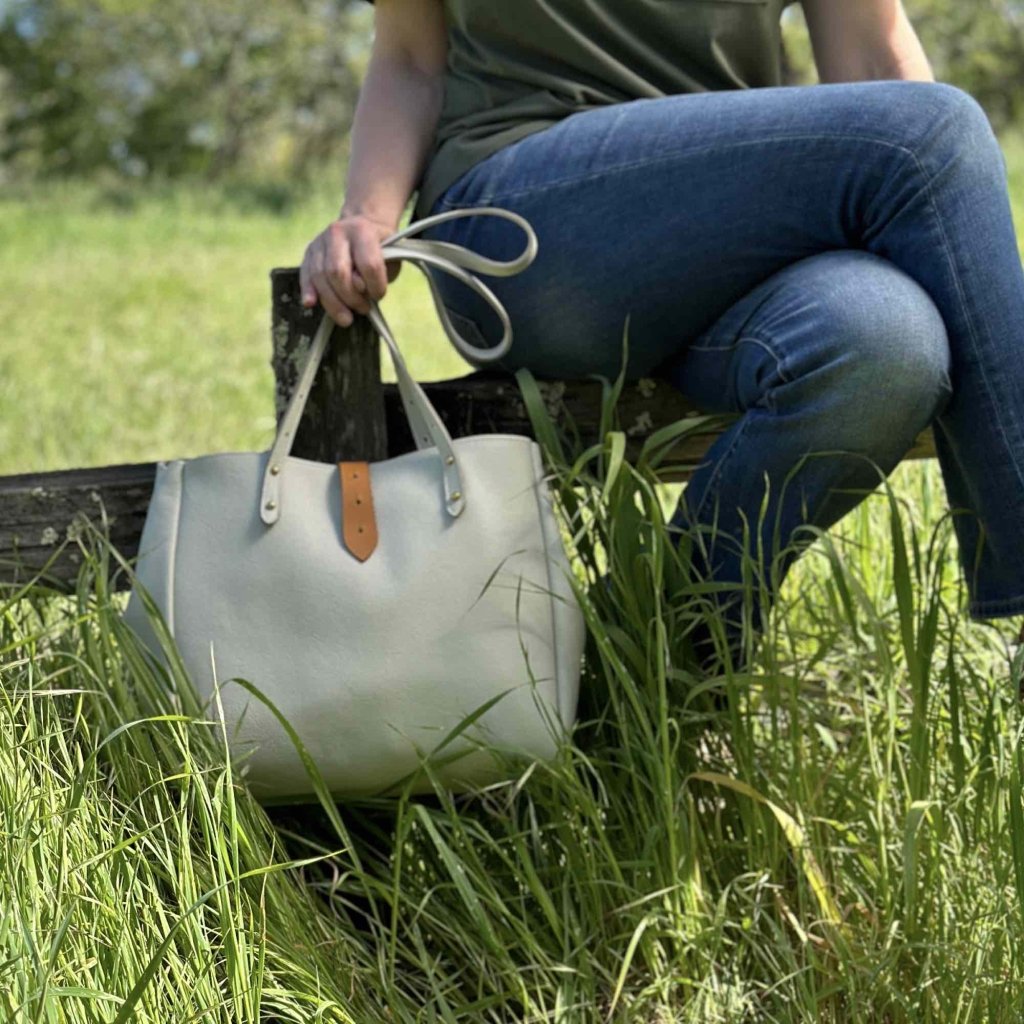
[420,80,1024,660]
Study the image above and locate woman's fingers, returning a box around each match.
[299,251,319,309]
[350,221,390,303]
[309,242,354,326]
[299,215,399,327]
[325,223,369,319]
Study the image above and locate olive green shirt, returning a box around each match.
[365,1,797,221]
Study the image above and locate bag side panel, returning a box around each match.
[122,460,185,667]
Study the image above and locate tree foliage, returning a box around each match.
[2,0,1023,183]
[782,0,1024,133]
[908,0,1024,131]
[0,0,372,181]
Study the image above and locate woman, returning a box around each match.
[300,0,1024,671]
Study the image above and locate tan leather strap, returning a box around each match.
[338,462,378,562]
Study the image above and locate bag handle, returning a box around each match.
[260,207,538,526]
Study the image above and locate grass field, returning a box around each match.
[0,174,468,478]
[5,132,1024,1021]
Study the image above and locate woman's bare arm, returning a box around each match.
[301,0,447,325]
[800,0,934,84]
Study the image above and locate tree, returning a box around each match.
[782,0,1024,132]
[908,0,1024,131]
[0,0,372,181]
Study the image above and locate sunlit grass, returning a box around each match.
[2,363,1022,1020]
[0,172,468,476]
[4,127,1024,1021]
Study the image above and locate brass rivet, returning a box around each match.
[265,500,277,511]
[270,464,280,476]
[445,455,455,466]
[450,491,462,502]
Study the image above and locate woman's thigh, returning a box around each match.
[422,79,988,380]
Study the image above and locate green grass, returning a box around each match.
[0,173,469,476]
[4,132,1024,1020]
[2,392,1022,1021]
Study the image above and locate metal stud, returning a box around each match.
[270,464,281,476]
[450,491,462,502]
[265,500,277,511]
[445,455,455,466]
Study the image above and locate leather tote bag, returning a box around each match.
[122,207,585,803]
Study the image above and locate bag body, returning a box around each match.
[122,208,585,802]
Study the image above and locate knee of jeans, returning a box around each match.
[786,254,953,433]
[875,301,953,422]
[909,82,1005,176]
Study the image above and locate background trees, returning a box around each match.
[0,0,373,183]
[1,0,1022,186]
[783,0,1024,132]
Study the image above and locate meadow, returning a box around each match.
[4,133,1024,1021]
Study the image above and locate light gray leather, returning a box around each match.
[122,208,585,803]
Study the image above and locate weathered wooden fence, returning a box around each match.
[0,268,938,590]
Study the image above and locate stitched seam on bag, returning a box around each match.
[455,434,536,445]
[167,461,184,636]
[530,442,564,727]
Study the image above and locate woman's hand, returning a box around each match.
[301,0,447,326]
[300,213,402,326]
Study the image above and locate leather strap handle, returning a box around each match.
[259,207,537,526]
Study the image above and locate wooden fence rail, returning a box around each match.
[0,268,938,590]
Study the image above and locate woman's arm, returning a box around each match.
[800,0,935,84]
[301,0,447,325]
[341,0,447,229]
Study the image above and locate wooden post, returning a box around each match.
[269,268,387,463]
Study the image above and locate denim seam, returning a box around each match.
[687,409,758,525]
[968,594,1024,618]
[688,333,794,393]
[896,140,1024,504]
[437,131,937,207]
